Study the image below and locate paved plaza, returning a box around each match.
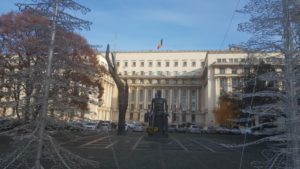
[55,131,266,169]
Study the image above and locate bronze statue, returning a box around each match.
[148,90,169,137]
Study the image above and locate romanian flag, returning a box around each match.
[157,39,163,50]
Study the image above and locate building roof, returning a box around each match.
[97,49,246,54]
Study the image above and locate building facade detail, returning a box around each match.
[91,50,281,127]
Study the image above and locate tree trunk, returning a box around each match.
[282,0,300,168]
[117,83,128,135]
[35,2,58,169]
[24,82,33,121]
[104,44,128,135]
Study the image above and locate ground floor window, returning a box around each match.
[191,114,196,122]
[130,113,133,120]
[182,114,186,122]
[172,114,177,123]
[139,104,143,109]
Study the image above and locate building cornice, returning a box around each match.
[97,49,247,54]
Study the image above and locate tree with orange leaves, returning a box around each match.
[0,1,103,168]
[214,94,241,127]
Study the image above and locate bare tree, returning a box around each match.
[104,44,129,135]
[0,1,103,168]
[229,0,300,168]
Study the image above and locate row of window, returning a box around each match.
[217,57,284,64]
[218,67,239,74]
[117,60,198,68]
[220,77,283,92]
[122,71,198,76]
[128,79,198,85]
[217,58,245,63]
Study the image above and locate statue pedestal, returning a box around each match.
[146,126,168,138]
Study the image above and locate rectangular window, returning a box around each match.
[172,114,176,123]
[192,61,196,67]
[181,89,187,111]
[191,89,196,111]
[234,58,239,63]
[174,61,178,67]
[157,71,162,76]
[124,71,127,75]
[140,71,144,75]
[130,113,133,120]
[166,61,170,67]
[131,104,134,110]
[229,58,233,63]
[140,61,144,67]
[139,89,144,101]
[232,67,237,74]
[148,89,152,102]
[201,62,205,67]
[132,61,136,67]
[232,78,240,89]
[222,59,227,63]
[183,61,187,67]
[132,71,136,75]
[220,68,225,74]
[220,78,227,92]
[149,61,153,67]
[174,71,179,76]
[166,71,170,76]
[191,114,196,122]
[139,104,143,109]
[217,59,221,63]
[124,62,128,67]
[165,89,169,104]
[182,114,186,122]
[157,61,161,67]
[117,62,120,67]
[172,89,178,111]
[131,89,136,101]
[149,71,152,76]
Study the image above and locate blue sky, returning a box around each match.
[0,0,251,51]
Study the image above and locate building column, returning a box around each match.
[106,82,110,109]
[178,87,181,104]
[152,88,156,98]
[144,87,147,110]
[108,84,113,120]
[135,87,139,111]
[196,88,199,111]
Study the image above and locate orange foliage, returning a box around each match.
[214,96,241,127]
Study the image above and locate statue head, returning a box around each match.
[156,90,162,98]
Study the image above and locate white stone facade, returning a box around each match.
[89,49,283,127]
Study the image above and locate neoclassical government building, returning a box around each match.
[90,48,281,127]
